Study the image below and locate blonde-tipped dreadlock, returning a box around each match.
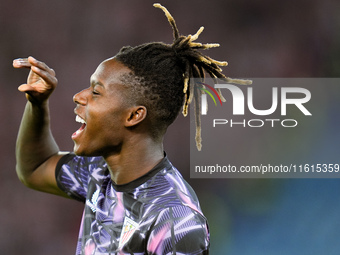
[115,4,251,151]
[154,3,252,150]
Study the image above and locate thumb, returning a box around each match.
[18,84,48,104]
[18,83,49,94]
[18,84,34,93]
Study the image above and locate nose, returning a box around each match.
[73,88,88,105]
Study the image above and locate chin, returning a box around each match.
[73,145,102,157]
[73,143,86,156]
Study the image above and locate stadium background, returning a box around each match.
[1,0,340,254]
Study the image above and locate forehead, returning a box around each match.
[91,58,131,88]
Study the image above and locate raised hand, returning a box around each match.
[13,56,58,104]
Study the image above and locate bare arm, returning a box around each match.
[14,56,69,197]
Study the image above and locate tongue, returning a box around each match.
[79,123,86,131]
[72,123,86,139]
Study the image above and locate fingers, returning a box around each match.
[30,64,58,86]
[14,56,57,87]
[28,56,56,76]
[13,56,55,76]
[14,56,58,103]
[13,58,31,68]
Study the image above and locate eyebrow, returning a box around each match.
[90,77,104,88]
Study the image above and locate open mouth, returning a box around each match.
[72,115,86,139]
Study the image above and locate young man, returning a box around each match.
[14,4,234,254]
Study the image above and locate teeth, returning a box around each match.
[76,115,86,124]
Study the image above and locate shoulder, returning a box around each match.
[56,153,107,176]
[147,205,209,254]
[55,154,109,201]
[155,161,203,213]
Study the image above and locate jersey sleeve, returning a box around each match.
[147,206,210,255]
[55,153,106,203]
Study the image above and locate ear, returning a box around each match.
[125,106,147,127]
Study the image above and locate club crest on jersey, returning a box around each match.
[119,217,139,248]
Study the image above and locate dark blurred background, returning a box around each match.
[1,0,340,254]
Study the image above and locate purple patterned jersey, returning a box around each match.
[55,154,209,255]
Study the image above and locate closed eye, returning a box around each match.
[92,89,100,95]
[90,79,104,96]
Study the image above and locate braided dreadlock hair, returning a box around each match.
[115,3,251,151]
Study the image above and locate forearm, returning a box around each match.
[16,100,59,184]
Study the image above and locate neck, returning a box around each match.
[104,137,164,185]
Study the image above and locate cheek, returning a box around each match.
[89,107,127,133]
